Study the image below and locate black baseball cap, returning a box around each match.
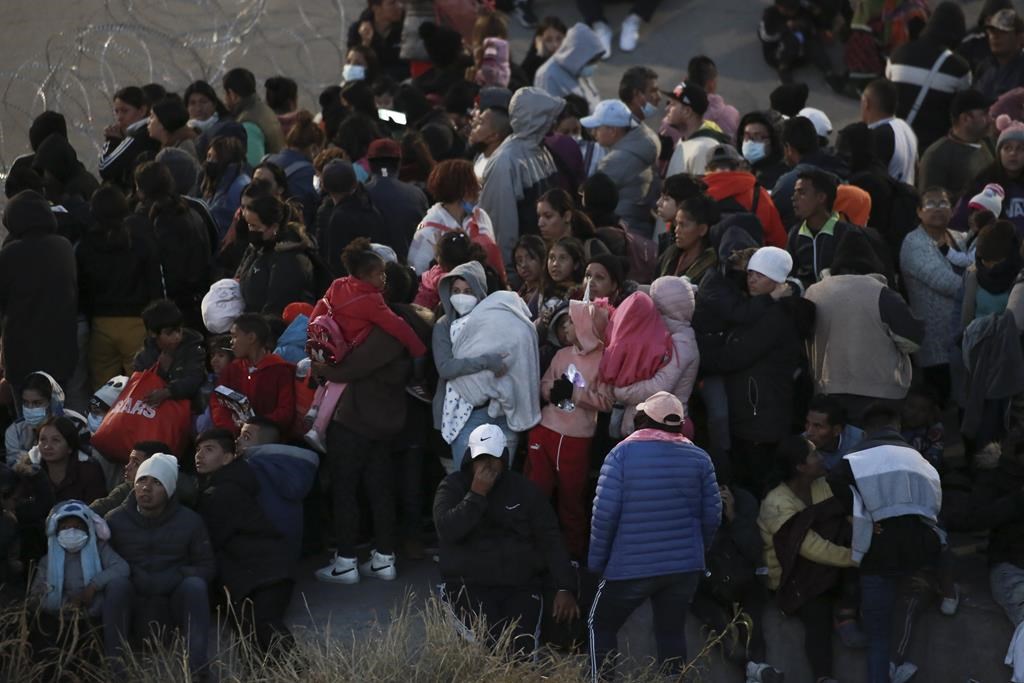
[950,89,993,119]
[661,82,709,116]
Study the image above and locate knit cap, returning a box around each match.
[135,453,179,497]
[996,114,1024,149]
[968,183,1005,216]
[746,246,792,284]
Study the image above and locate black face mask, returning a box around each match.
[204,160,224,180]
[248,231,272,248]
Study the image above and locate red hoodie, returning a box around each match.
[211,354,296,436]
[703,171,788,248]
[312,276,427,357]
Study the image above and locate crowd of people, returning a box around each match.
[5,0,1024,681]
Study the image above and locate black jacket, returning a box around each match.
[32,133,101,205]
[126,202,212,318]
[0,204,78,385]
[236,225,316,316]
[888,36,972,151]
[105,496,216,597]
[699,296,815,443]
[196,459,292,599]
[316,188,385,277]
[364,174,429,261]
[433,462,575,591]
[98,122,161,193]
[786,218,857,288]
[133,328,208,401]
[77,221,164,318]
[957,457,1024,569]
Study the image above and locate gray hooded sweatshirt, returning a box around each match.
[597,124,661,235]
[533,23,604,111]
[479,88,564,261]
[431,261,504,429]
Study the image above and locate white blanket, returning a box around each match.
[1008,619,1024,682]
[449,291,541,433]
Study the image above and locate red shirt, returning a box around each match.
[210,354,296,436]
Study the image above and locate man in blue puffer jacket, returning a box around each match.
[588,391,721,680]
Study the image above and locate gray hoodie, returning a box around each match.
[533,23,604,110]
[597,124,661,234]
[479,88,564,260]
[431,261,503,429]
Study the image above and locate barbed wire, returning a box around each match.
[0,0,350,177]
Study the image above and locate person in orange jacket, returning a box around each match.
[701,144,788,248]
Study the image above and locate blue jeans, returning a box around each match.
[991,562,1024,626]
[588,571,700,681]
[450,407,520,471]
[860,573,903,683]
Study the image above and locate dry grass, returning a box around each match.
[0,590,746,683]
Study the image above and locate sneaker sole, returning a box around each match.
[315,571,360,584]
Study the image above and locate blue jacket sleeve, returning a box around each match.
[588,448,625,575]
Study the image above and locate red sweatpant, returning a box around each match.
[524,424,591,561]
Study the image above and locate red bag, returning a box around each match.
[91,368,192,464]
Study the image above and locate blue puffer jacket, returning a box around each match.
[589,430,722,580]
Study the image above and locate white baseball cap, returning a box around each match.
[798,107,832,139]
[467,424,507,459]
[580,99,634,129]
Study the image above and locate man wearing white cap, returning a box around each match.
[104,453,215,677]
[582,99,659,236]
[434,423,579,655]
[798,107,832,148]
[589,391,722,680]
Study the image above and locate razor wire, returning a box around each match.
[0,0,350,179]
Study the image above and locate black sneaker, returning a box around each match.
[513,1,537,28]
[406,381,433,404]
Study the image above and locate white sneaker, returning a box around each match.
[619,14,641,52]
[746,661,784,683]
[314,555,359,584]
[593,22,613,60]
[940,584,960,616]
[890,661,918,683]
[303,428,327,454]
[359,549,397,581]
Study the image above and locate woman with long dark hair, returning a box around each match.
[202,136,252,239]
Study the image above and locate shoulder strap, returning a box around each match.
[750,183,761,215]
[905,49,953,126]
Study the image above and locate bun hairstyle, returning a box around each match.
[285,110,325,150]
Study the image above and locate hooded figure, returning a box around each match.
[4,371,87,465]
[886,2,972,151]
[0,191,78,391]
[533,23,604,111]
[478,88,564,260]
[32,499,128,617]
[735,110,788,188]
[243,444,318,559]
[32,133,99,206]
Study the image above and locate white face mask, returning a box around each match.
[87,413,104,433]
[342,64,366,82]
[312,174,322,193]
[57,528,89,553]
[742,140,767,164]
[450,293,479,316]
[642,101,658,119]
[188,113,219,133]
[23,405,47,426]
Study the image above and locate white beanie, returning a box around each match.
[135,453,179,498]
[747,246,793,284]
[968,183,1005,216]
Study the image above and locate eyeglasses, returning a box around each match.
[922,201,951,210]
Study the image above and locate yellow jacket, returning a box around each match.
[758,477,855,590]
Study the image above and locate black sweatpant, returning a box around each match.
[235,579,295,656]
[327,422,395,557]
[439,581,544,655]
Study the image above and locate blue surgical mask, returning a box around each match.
[742,140,767,164]
[342,64,366,83]
[461,200,476,215]
[641,101,657,119]
[87,413,104,433]
[23,405,47,426]
[580,64,597,78]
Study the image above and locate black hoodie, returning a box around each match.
[433,451,575,591]
[0,190,78,386]
[735,111,789,188]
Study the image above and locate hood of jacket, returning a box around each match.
[272,224,314,253]
[704,170,757,200]
[3,189,57,238]
[33,133,83,184]
[509,88,565,146]
[25,370,66,416]
[649,276,696,328]
[715,219,762,264]
[244,443,318,501]
[273,314,309,363]
[552,23,605,76]
[568,298,610,354]
[438,260,488,319]
[615,124,659,165]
